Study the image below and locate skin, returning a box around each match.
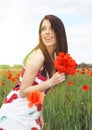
[19,19,65,98]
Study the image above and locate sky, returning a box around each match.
[0,0,92,65]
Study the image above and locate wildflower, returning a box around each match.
[67,81,73,86]
[27,91,44,108]
[54,52,77,75]
[89,71,92,77]
[82,85,89,91]
[65,93,69,97]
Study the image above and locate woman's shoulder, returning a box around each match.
[26,49,45,67]
[28,49,44,61]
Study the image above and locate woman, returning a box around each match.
[0,14,68,130]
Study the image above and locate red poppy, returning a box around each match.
[82,85,89,91]
[89,71,92,77]
[27,91,44,108]
[67,81,73,86]
[0,81,5,86]
[86,67,90,71]
[65,93,69,97]
[54,52,77,74]
[76,69,80,73]
[81,71,85,74]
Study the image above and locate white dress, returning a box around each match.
[0,66,49,130]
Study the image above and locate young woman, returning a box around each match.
[0,14,68,130]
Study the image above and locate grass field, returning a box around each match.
[0,67,92,130]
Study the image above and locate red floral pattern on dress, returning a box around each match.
[37,68,47,81]
[31,128,38,130]
[35,118,42,128]
[21,68,25,77]
[36,103,42,111]
[13,85,20,91]
[33,81,38,85]
[4,94,18,103]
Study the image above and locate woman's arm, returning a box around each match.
[20,49,65,98]
[20,49,45,97]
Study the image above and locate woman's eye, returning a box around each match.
[50,27,54,30]
[41,27,45,31]
[40,26,54,32]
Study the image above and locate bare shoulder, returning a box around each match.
[26,49,44,68]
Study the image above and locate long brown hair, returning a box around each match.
[25,14,68,78]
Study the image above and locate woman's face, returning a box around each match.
[40,19,56,48]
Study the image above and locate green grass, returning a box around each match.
[0,68,92,130]
[43,69,92,130]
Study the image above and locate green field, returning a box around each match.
[0,67,92,130]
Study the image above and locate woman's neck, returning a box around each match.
[46,45,56,60]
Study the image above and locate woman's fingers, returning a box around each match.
[51,72,66,86]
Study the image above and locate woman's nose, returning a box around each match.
[46,28,53,34]
[45,28,50,33]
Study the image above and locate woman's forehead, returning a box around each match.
[41,19,51,27]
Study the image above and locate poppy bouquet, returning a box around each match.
[27,91,44,108]
[54,52,77,75]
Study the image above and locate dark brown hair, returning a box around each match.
[25,14,68,77]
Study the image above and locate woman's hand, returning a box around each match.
[49,72,65,87]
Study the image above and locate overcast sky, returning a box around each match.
[0,0,92,65]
